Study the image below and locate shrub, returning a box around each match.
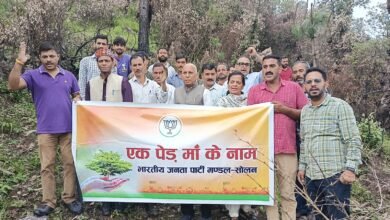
[358,113,384,151]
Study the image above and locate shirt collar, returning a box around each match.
[309,93,331,108]
[39,65,65,75]
[259,79,285,90]
[204,83,219,91]
[131,76,150,85]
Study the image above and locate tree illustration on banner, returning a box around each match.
[86,150,132,180]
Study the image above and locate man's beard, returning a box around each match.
[218,74,227,80]
[158,56,168,62]
[282,64,287,68]
[116,50,124,55]
[307,90,325,100]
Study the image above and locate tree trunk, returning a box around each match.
[138,0,151,53]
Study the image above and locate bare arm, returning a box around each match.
[8,42,29,91]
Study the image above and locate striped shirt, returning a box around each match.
[299,95,362,180]
[247,80,308,154]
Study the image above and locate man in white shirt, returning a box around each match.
[201,63,226,106]
[152,63,175,104]
[129,53,168,104]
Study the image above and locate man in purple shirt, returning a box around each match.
[8,42,82,217]
[112,36,132,78]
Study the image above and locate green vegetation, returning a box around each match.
[86,150,132,177]
[358,113,384,152]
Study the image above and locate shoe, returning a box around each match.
[33,204,54,217]
[180,215,193,220]
[65,200,83,215]
[102,202,111,216]
[114,202,126,213]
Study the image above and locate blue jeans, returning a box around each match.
[305,173,351,220]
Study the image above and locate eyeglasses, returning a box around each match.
[238,62,250,66]
[305,79,322,84]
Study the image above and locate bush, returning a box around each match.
[358,113,384,151]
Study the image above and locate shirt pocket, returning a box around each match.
[111,89,121,96]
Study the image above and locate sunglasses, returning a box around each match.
[305,78,322,84]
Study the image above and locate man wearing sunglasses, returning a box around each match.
[298,67,362,220]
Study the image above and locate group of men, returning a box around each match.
[7,34,362,220]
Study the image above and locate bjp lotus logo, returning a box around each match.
[158,115,182,137]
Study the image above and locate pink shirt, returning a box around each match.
[280,67,293,81]
[247,80,308,154]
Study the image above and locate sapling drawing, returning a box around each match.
[86,150,132,180]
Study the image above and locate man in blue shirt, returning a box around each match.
[112,36,131,78]
[236,56,262,95]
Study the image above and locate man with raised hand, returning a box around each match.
[236,56,262,95]
[152,62,175,104]
[8,42,82,217]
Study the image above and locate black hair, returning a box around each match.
[157,47,168,54]
[152,62,168,75]
[217,63,228,69]
[228,71,246,86]
[304,67,327,81]
[262,54,281,65]
[113,36,126,46]
[226,71,245,94]
[293,61,310,69]
[94,34,108,43]
[130,52,146,63]
[175,53,187,62]
[39,41,59,54]
[201,63,216,73]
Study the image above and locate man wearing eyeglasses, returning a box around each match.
[298,67,362,220]
[236,56,262,94]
